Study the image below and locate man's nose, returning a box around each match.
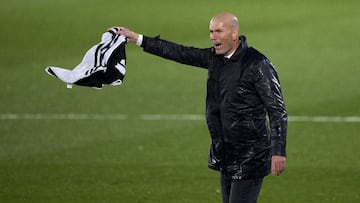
[210,33,217,41]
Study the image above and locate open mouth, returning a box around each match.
[214,43,222,48]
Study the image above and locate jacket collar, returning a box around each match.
[227,35,248,62]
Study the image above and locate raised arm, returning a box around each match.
[110,26,212,69]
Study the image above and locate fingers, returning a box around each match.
[108,26,139,42]
[107,26,126,34]
[272,162,284,176]
[108,26,125,34]
[116,27,126,35]
[271,156,286,176]
[108,26,120,32]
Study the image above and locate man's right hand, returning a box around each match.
[110,26,139,42]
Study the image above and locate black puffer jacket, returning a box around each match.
[141,35,287,180]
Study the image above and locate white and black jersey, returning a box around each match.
[45,27,127,89]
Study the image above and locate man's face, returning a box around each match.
[209,19,237,56]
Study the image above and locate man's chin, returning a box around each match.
[214,49,224,55]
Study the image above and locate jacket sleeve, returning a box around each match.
[141,36,212,69]
[252,59,288,157]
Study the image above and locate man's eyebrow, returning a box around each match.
[209,29,222,32]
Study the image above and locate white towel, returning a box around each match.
[45,28,127,89]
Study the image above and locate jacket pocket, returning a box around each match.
[225,118,257,143]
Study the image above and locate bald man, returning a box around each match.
[114,12,287,203]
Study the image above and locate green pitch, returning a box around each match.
[1,0,359,202]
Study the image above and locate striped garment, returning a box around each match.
[45,27,127,89]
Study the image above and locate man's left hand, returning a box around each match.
[271,155,286,176]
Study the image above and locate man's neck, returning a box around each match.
[224,50,236,59]
[224,40,241,59]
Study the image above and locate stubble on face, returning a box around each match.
[209,12,240,56]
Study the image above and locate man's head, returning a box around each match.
[209,12,240,56]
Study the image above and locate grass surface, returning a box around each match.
[1,0,359,202]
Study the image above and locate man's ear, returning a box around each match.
[232,31,238,41]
